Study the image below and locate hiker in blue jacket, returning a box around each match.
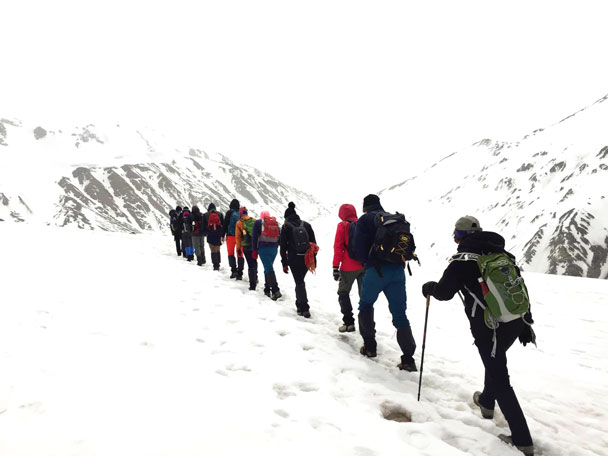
[352,194,417,371]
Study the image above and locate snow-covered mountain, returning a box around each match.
[379,93,608,279]
[0,119,326,232]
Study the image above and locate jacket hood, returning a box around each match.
[192,206,201,215]
[285,213,302,225]
[338,204,358,222]
[364,203,384,214]
[207,203,216,212]
[230,199,240,210]
[458,231,505,254]
[169,209,176,216]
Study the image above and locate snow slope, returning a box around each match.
[379,94,608,278]
[0,222,606,456]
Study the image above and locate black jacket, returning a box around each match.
[280,214,316,266]
[430,231,514,342]
[189,208,205,236]
[202,210,224,244]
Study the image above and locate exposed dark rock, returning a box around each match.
[0,122,7,146]
[517,163,533,172]
[33,126,47,140]
[589,237,608,279]
[597,146,608,159]
[550,161,566,173]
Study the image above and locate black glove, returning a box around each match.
[519,312,537,347]
[333,267,340,281]
[422,281,437,298]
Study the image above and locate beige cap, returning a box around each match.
[454,215,482,233]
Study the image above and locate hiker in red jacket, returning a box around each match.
[333,204,365,333]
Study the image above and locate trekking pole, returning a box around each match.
[417,295,431,401]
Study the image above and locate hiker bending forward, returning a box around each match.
[421,216,534,456]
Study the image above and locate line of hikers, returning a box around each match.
[169,200,317,316]
[168,193,536,456]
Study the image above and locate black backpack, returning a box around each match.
[292,221,310,254]
[370,212,416,264]
[170,212,179,234]
[345,221,359,261]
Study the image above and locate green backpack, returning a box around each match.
[453,252,530,328]
[241,217,256,247]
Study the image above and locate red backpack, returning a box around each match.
[208,212,221,231]
[259,216,280,242]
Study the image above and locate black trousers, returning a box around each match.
[174,235,182,255]
[289,257,309,312]
[243,248,258,287]
[476,318,533,447]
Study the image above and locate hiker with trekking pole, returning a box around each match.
[420,216,536,456]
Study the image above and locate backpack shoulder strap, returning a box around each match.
[449,252,481,263]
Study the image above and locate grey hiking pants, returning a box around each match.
[337,269,364,325]
[192,235,205,262]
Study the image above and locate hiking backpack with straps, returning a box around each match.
[193,218,202,235]
[370,212,416,264]
[259,216,280,243]
[227,210,239,236]
[241,217,256,247]
[452,251,530,328]
[208,212,221,231]
[292,221,310,254]
[170,212,179,234]
[344,221,359,261]
[181,210,191,232]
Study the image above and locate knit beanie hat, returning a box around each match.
[260,210,270,219]
[207,203,216,211]
[239,206,248,217]
[362,194,380,212]
[284,202,297,218]
[230,199,240,210]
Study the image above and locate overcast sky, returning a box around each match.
[2,0,608,201]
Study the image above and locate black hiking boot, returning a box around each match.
[396,325,417,370]
[497,434,534,456]
[228,256,237,278]
[271,290,282,301]
[358,309,377,356]
[473,391,494,419]
[397,361,418,372]
[236,257,244,280]
[263,273,271,296]
[360,345,377,358]
[297,309,311,318]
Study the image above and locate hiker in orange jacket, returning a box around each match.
[235,207,258,289]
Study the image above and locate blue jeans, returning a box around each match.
[359,265,410,327]
[258,246,278,274]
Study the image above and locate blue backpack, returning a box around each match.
[227,210,240,236]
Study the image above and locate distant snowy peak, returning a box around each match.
[0,118,327,231]
[379,93,608,279]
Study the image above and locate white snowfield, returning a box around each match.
[0,222,606,456]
